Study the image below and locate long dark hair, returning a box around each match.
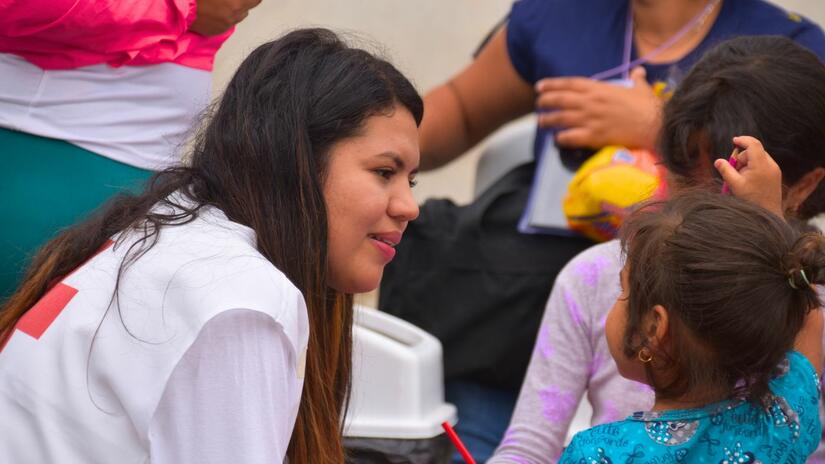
[659,35,825,219]
[620,190,824,404]
[0,28,423,463]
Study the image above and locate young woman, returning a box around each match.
[0,28,422,464]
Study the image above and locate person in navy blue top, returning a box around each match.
[510,0,825,162]
[378,2,825,462]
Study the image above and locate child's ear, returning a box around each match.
[645,305,670,350]
[785,167,825,213]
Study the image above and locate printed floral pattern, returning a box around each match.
[767,395,801,439]
[561,352,819,463]
[719,442,762,464]
[644,420,699,445]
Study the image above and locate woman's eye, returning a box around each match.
[374,168,394,179]
[373,168,416,188]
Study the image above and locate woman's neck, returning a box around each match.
[631,0,722,63]
[632,0,712,39]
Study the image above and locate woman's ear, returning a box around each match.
[784,167,825,213]
[646,304,670,351]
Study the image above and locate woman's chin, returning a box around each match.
[329,270,383,295]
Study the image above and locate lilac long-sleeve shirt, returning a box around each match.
[489,240,825,463]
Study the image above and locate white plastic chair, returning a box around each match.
[345,305,457,440]
[474,115,536,197]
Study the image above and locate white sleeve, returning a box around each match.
[148,309,303,464]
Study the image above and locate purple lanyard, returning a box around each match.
[590,0,720,81]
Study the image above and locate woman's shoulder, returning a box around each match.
[554,240,622,290]
[509,0,626,40]
[507,0,629,82]
[117,204,307,339]
[130,207,280,278]
[511,0,622,20]
[169,209,302,297]
[730,0,825,42]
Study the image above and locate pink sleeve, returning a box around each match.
[0,0,230,70]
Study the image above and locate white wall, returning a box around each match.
[212,0,512,206]
[213,0,825,207]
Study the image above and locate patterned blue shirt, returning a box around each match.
[560,351,822,463]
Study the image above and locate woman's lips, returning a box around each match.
[370,237,397,261]
[368,231,402,261]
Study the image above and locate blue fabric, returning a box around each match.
[445,380,520,463]
[560,351,822,463]
[505,0,825,158]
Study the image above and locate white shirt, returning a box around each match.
[0,200,309,463]
[0,53,211,170]
[149,309,302,463]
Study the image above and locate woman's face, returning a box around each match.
[323,106,420,294]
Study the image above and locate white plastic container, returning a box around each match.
[344,306,457,439]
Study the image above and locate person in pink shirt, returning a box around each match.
[0,0,259,299]
[0,0,245,69]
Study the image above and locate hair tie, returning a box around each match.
[788,269,811,290]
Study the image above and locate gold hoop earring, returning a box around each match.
[638,348,653,363]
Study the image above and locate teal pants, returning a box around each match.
[0,128,153,299]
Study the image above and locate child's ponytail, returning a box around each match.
[785,231,825,311]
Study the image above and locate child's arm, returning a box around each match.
[713,135,783,217]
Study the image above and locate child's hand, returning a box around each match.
[714,136,783,217]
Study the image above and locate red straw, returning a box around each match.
[441,421,476,464]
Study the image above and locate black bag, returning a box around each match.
[344,435,452,464]
[379,162,593,390]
